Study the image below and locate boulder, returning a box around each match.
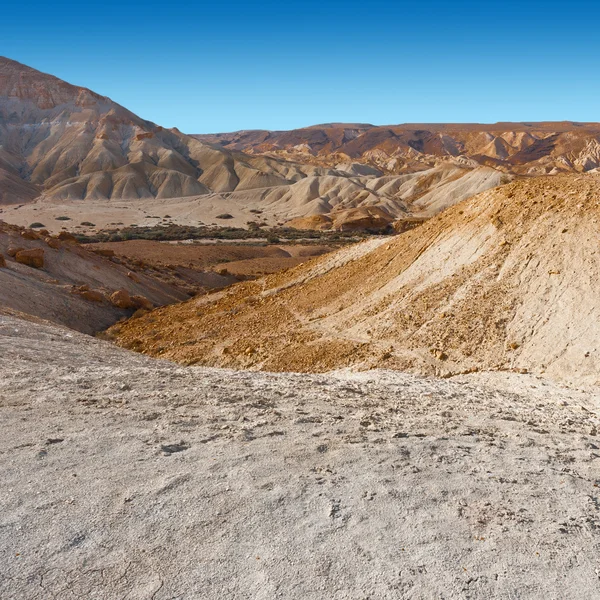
[20,229,39,240]
[15,248,45,269]
[91,248,115,258]
[110,289,136,309]
[7,246,24,257]
[57,232,78,244]
[79,290,105,303]
[44,237,62,249]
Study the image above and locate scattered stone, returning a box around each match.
[7,246,24,257]
[15,248,44,269]
[44,237,61,249]
[160,442,189,455]
[131,295,153,311]
[430,348,448,361]
[20,229,39,240]
[90,248,115,258]
[57,231,78,243]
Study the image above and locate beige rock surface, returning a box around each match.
[1,314,600,598]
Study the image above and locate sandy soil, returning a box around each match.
[2,314,600,599]
[89,240,334,278]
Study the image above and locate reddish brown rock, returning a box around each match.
[20,229,39,240]
[0,254,6,268]
[7,246,24,257]
[44,237,62,249]
[57,232,78,244]
[91,248,115,258]
[15,248,45,268]
[127,271,140,282]
[110,289,135,309]
[131,295,153,311]
[80,290,105,303]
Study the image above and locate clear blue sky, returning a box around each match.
[2,0,599,133]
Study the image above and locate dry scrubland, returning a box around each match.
[2,315,600,599]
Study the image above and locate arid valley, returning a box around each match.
[2,44,600,599]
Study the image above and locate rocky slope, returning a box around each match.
[0,221,212,333]
[195,121,600,176]
[113,173,600,386]
[2,314,600,599]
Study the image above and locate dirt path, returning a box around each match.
[1,315,600,598]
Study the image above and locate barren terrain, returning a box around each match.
[2,314,600,599]
[112,174,600,387]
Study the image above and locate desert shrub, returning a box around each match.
[80,221,96,226]
[216,213,234,219]
[29,222,46,228]
[74,223,380,245]
[55,216,71,221]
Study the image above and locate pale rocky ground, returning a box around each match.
[2,314,600,599]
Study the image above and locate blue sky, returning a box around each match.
[2,0,599,132]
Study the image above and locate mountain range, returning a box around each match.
[195,121,600,176]
[2,56,600,233]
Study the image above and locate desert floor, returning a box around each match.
[2,314,600,599]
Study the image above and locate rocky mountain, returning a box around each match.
[0,58,508,231]
[194,121,600,176]
[0,57,333,205]
[112,173,600,387]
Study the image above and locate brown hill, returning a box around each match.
[112,173,600,386]
[195,121,600,176]
[0,57,330,205]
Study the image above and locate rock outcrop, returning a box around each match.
[15,248,44,268]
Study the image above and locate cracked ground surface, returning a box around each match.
[1,314,600,599]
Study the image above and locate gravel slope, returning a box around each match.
[2,315,600,598]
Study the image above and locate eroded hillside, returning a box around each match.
[112,174,600,386]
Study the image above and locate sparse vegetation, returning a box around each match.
[29,222,46,228]
[73,223,378,244]
[80,221,95,227]
[55,216,71,221]
[216,213,234,219]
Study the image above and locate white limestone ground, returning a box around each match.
[1,314,600,599]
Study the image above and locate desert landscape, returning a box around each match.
[2,26,600,600]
